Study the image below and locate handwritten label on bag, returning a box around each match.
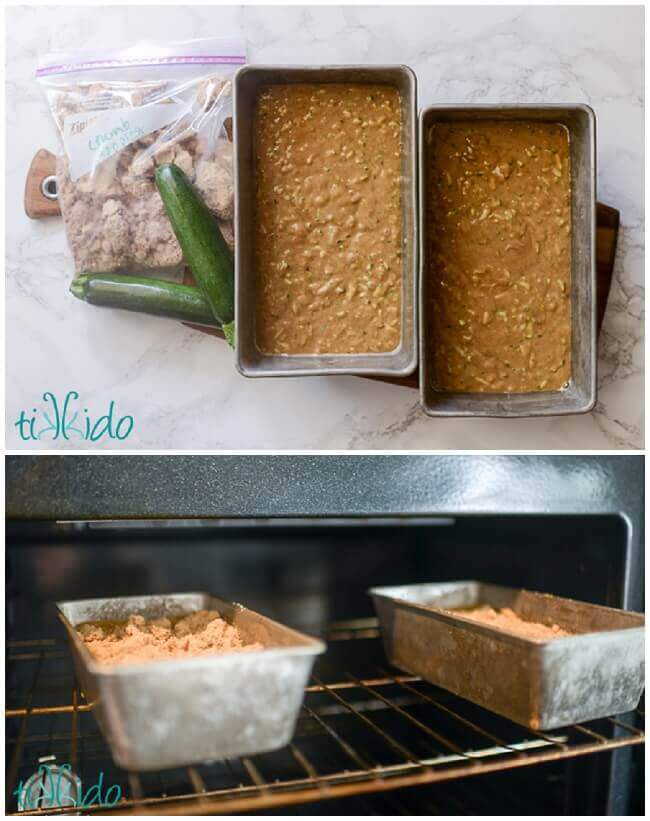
[63,102,186,181]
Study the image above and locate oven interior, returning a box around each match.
[6,514,644,815]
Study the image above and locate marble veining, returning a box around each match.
[6,5,644,449]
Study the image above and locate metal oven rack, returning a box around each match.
[6,620,645,816]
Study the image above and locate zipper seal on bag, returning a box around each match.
[36,53,246,78]
[36,38,247,78]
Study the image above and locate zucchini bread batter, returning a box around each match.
[254,83,403,354]
[427,120,571,393]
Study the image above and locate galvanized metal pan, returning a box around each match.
[233,64,418,377]
[370,581,644,731]
[419,105,597,416]
[57,592,325,771]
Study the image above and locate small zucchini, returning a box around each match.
[70,273,218,328]
[155,163,235,345]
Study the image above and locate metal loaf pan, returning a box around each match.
[419,105,596,416]
[370,581,644,730]
[234,64,418,377]
[57,593,325,771]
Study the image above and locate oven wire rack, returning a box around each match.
[6,619,645,816]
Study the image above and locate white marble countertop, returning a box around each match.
[6,5,644,449]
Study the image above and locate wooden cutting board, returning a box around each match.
[25,150,619,389]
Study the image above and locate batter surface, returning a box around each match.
[427,120,571,392]
[254,83,403,354]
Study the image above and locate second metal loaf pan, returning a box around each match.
[370,581,644,731]
[418,105,597,417]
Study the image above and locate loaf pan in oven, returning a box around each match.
[57,592,325,771]
[233,64,418,377]
[370,581,644,731]
[419,105,597,417]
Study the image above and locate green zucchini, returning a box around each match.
[155,164,235,344]
[70,273,219,328]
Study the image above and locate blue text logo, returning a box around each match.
[14,763,121,811]
[14,391,134,442]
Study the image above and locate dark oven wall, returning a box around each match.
[6,514,629,643]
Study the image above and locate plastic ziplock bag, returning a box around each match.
[36,38,246,274]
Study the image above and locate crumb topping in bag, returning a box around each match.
[50,78,235,274]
